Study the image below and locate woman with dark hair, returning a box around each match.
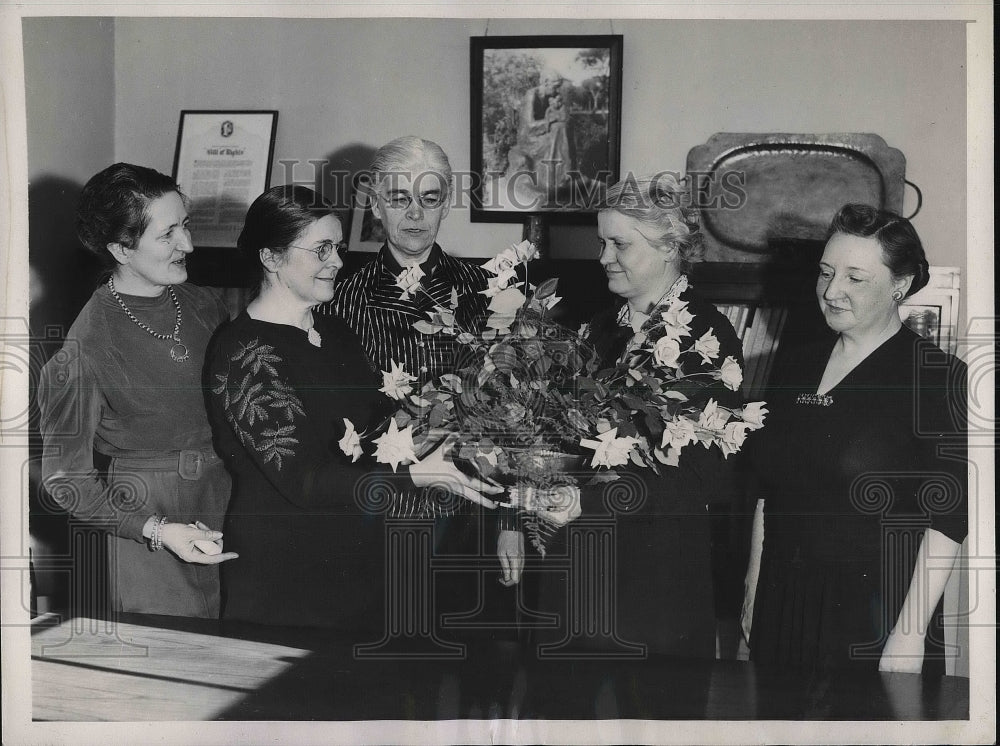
[206,185,499,628]
[744,204,967,673]
[37,163,237,618]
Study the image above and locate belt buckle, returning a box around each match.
[178,450,204,480]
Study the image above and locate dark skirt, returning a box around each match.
[107,453,230,618]
[750,554,947,675]
[525,510,717,660]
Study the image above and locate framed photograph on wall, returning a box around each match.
[470,35,623,222]
[347,197,385,253]
[899,266,960,354]
[172,110,278,249]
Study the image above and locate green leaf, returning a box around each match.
[586,471,620,484]
[644,413,664,437]
[622,394,650,411]
[429,404,449,428]
[473,454,498,478]
[439,373,463,392]
[533,277,559,300]
[413,320,440,335]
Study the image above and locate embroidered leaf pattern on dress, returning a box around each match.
[259,425,297,467]
[213,337,304,470]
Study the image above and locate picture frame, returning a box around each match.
[899,266,960,354]
[470,35,623,223]
[347,194,385,254]
[171,110,278,284]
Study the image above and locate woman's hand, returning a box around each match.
[508,485,582,527]
[879,529,960,674]
[160,522,239,565]
[408,438,503,508]
[879,625,925,674]
[498,530,524,586]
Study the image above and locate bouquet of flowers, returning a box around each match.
[343,240,767,550]
[379,240,597,488]
[567,279,769,480]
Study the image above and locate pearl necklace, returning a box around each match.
[107,277,189,362]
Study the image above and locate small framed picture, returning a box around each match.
[172,110,278,249]
[347,195,385,254]
[470,35,623,222]
[899,266,960,354]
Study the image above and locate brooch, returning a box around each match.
[795,393,834,407]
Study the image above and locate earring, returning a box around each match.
[892,290,903,302]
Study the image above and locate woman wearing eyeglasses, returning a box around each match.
[207,185,499,628]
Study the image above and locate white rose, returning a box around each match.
[394,265,425,300]
[698,398,730,431]
[652,336,682,369]
[580,428,639,469]
[693,329,721,364]
[338,418,363,463]
[373,419,418,472]
[480,273,515,298]
[719,421,750,458]
[718,356,743,391]
[740,401,769,429]
[513,239,539,263]
[661,298,694,336]
[661,416,697,452]
[483,249,517,276]
[379,360,417,401]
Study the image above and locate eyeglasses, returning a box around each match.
[381,191,447,211]
[288,240,348,261]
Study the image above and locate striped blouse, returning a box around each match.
[319,244,492,384]
[317,244,493,517]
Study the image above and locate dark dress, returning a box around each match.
[37,283,232,617]
[748,325,968,671]
[530,284,745,658]
[206,311,395,629]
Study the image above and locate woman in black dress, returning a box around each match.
[501,174,745,658]
[207,186,499,629]
[745,204,967,673]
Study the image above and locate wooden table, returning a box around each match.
[31,613,969,722]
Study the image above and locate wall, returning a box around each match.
[24,17,115,185]
[24,17,116,330]
[20,17,966,327]
[112,19,967,317]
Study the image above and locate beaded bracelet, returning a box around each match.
[149,515,168,552]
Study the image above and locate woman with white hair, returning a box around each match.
[322,136,494,516]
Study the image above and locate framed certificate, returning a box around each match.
[171,110,278,250]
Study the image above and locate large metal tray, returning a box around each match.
[686,133,906,262]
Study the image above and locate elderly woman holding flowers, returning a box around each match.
[502,174,759,658]
[206,185,499,629]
